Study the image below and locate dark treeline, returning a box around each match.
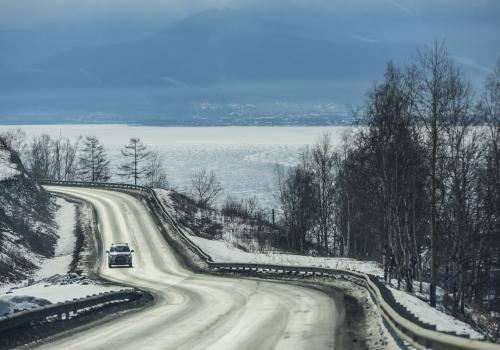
[276,42,499,315]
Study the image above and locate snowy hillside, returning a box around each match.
[0,140,58,283]
[0,148,20,181]
[0,187,126,317]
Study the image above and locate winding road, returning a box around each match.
[41,186,344,349]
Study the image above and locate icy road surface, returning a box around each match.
[40,187,343,350]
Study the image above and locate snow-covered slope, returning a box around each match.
[0,140,58,283]
[0,191,126,316]
[35,197,77,279]
[0,148,20,181]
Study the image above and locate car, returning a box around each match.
[106,243,134,268]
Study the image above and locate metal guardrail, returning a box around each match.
[210,263,500,350]
[40,180,500,350]
[0,289,143,333]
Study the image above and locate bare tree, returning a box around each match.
[28,134,52,179]
[79,136,110,182]
[0,128,27,157]
[144,151,168,188]
[119,138,150,185]
[475,60,500,311]
[335,131,355,258]
[62,137,81,180]
[276,151,318,253]
[311,132,338,255]
[191,169,223,207]
[478,60,499,221]
[416,40,467,306]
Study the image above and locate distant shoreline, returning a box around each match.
[0,121,356,127]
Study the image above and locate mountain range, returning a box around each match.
[0,5,497,124]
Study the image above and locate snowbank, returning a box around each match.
[0,274,124,315]
[36,197,77,279]
[189,234,382,275]
[390,287,484,339]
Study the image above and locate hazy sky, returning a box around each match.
[0,0,498,79]
[2,0,228,28]
[1,0,499,28]
[0,0,498,120]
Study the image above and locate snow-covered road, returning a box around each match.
[39,187,344,350]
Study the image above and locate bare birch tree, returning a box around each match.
[416,40,465,306]
[311,132,337,255]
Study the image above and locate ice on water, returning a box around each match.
[4,125,351,208]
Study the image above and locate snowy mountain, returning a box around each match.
[10,9,413,88]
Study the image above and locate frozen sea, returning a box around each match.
[1,125,352,209]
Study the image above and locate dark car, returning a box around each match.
[106,243,134,268]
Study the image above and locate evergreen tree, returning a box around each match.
[119,138,150,185]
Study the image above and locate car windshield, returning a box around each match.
[111,245,130,252]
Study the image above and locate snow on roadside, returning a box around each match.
[155,188,174,208]
[0,274,124,315]
[390,287,484,339]
[35,197,77,279]
[191,234,483,339]
[0,296,50,316]
[0,148,20,181]
[189,234,382,275]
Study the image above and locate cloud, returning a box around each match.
[350,34,377,43]
[384,0,413,15]
[452,55,494,74]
